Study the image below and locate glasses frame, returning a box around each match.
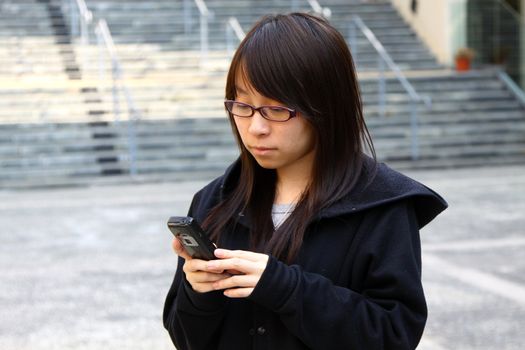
[224,100,297,122]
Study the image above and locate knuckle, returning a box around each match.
[232,258,242,268]
[183,260,198,273]
[182,263,190,274]
[193,285,206,293]
[228,275,238,285]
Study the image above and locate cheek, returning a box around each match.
[288,124,316,150]
[233,119,249,142]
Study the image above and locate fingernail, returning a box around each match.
[214,249,226,256]
[207,261,218,269]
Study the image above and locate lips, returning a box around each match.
[250,146,277,155]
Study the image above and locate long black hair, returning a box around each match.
[203,13,375,263]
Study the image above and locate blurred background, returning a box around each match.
[0,0,524,349]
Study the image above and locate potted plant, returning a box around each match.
[454,47,475,71]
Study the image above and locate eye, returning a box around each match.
[230,102,253,116]
[264,106,291,121]
[236,104,251,111]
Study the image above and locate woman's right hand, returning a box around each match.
[172,238,231,293]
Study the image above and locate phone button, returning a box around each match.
[249,326,266,336]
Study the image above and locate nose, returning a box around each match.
[247,110,270,136]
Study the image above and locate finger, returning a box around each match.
[212,274,260,291]
[190,271,231,284]
[214,248,266,262]
[172,238,192,260]
[223,287,254,298]
[190,282,218,294]
[184,258,214,274]
[207,257,264,275]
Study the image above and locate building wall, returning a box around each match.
[522,0,525,88]
[390,0,467,66]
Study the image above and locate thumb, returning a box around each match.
[172,238,192,260]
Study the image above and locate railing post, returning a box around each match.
[200,11,208,66]
[70,0,78,37]
[80,9,91,45]
[410,100,420,160]
[111,59,120,121]
[118,63,138,177]
[348,22,358,59]
[226,25,233,55]
[96,25,105,88]
[184,0,192,35]
[127,113,138,176]
[193,0,210,68]
[378,55,386,118]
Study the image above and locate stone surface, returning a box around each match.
[0,164,524,349]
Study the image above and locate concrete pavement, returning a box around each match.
[0,164,524,349]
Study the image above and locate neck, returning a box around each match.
[274,158,314,205]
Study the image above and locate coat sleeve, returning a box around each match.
[248,200,427,350]
[163,191,227,350]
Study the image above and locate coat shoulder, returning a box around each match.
[322,160,448,229]
[363,162,448,228]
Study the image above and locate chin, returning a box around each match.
[252,156,279,170]
[254,160,278,169]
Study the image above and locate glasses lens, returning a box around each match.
[262,106,292,121]
[228,101,253,117]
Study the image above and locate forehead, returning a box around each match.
[231,61,285,105]
[234,65,257,95]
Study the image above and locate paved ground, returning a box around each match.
[0,164,524,350]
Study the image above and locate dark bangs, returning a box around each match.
[227,15,331,119]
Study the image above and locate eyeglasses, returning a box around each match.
[224,100,296,122]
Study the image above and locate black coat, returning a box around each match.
[164,159,447,350]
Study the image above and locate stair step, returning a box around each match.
[0,0,523,189]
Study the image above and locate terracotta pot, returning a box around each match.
[455,57,470,71]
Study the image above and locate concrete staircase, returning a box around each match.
[362,70,525,168]
[0,0,524,189]
[81,0,441,71]
[0,119,237,188]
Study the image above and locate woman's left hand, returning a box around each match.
[206,248,269,298]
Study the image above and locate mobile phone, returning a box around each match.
[167,216,216,260]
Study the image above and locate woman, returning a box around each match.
[164,13,447,350]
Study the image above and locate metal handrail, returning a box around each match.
[194,0,210,16]
[182,0,211,66]
[226,17,246,54]
[291,0,331,17]
[95,19,140,176]
[350,15,431,160]
[497,69,525,109]
[64,0,93,44]
[194,0,211,66]
[494,0,523,24]
[96,20,116,57]
[306,0,331,18]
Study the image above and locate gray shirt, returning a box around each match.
[271,203,295,229]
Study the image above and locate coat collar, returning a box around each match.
[217,156,447,229]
